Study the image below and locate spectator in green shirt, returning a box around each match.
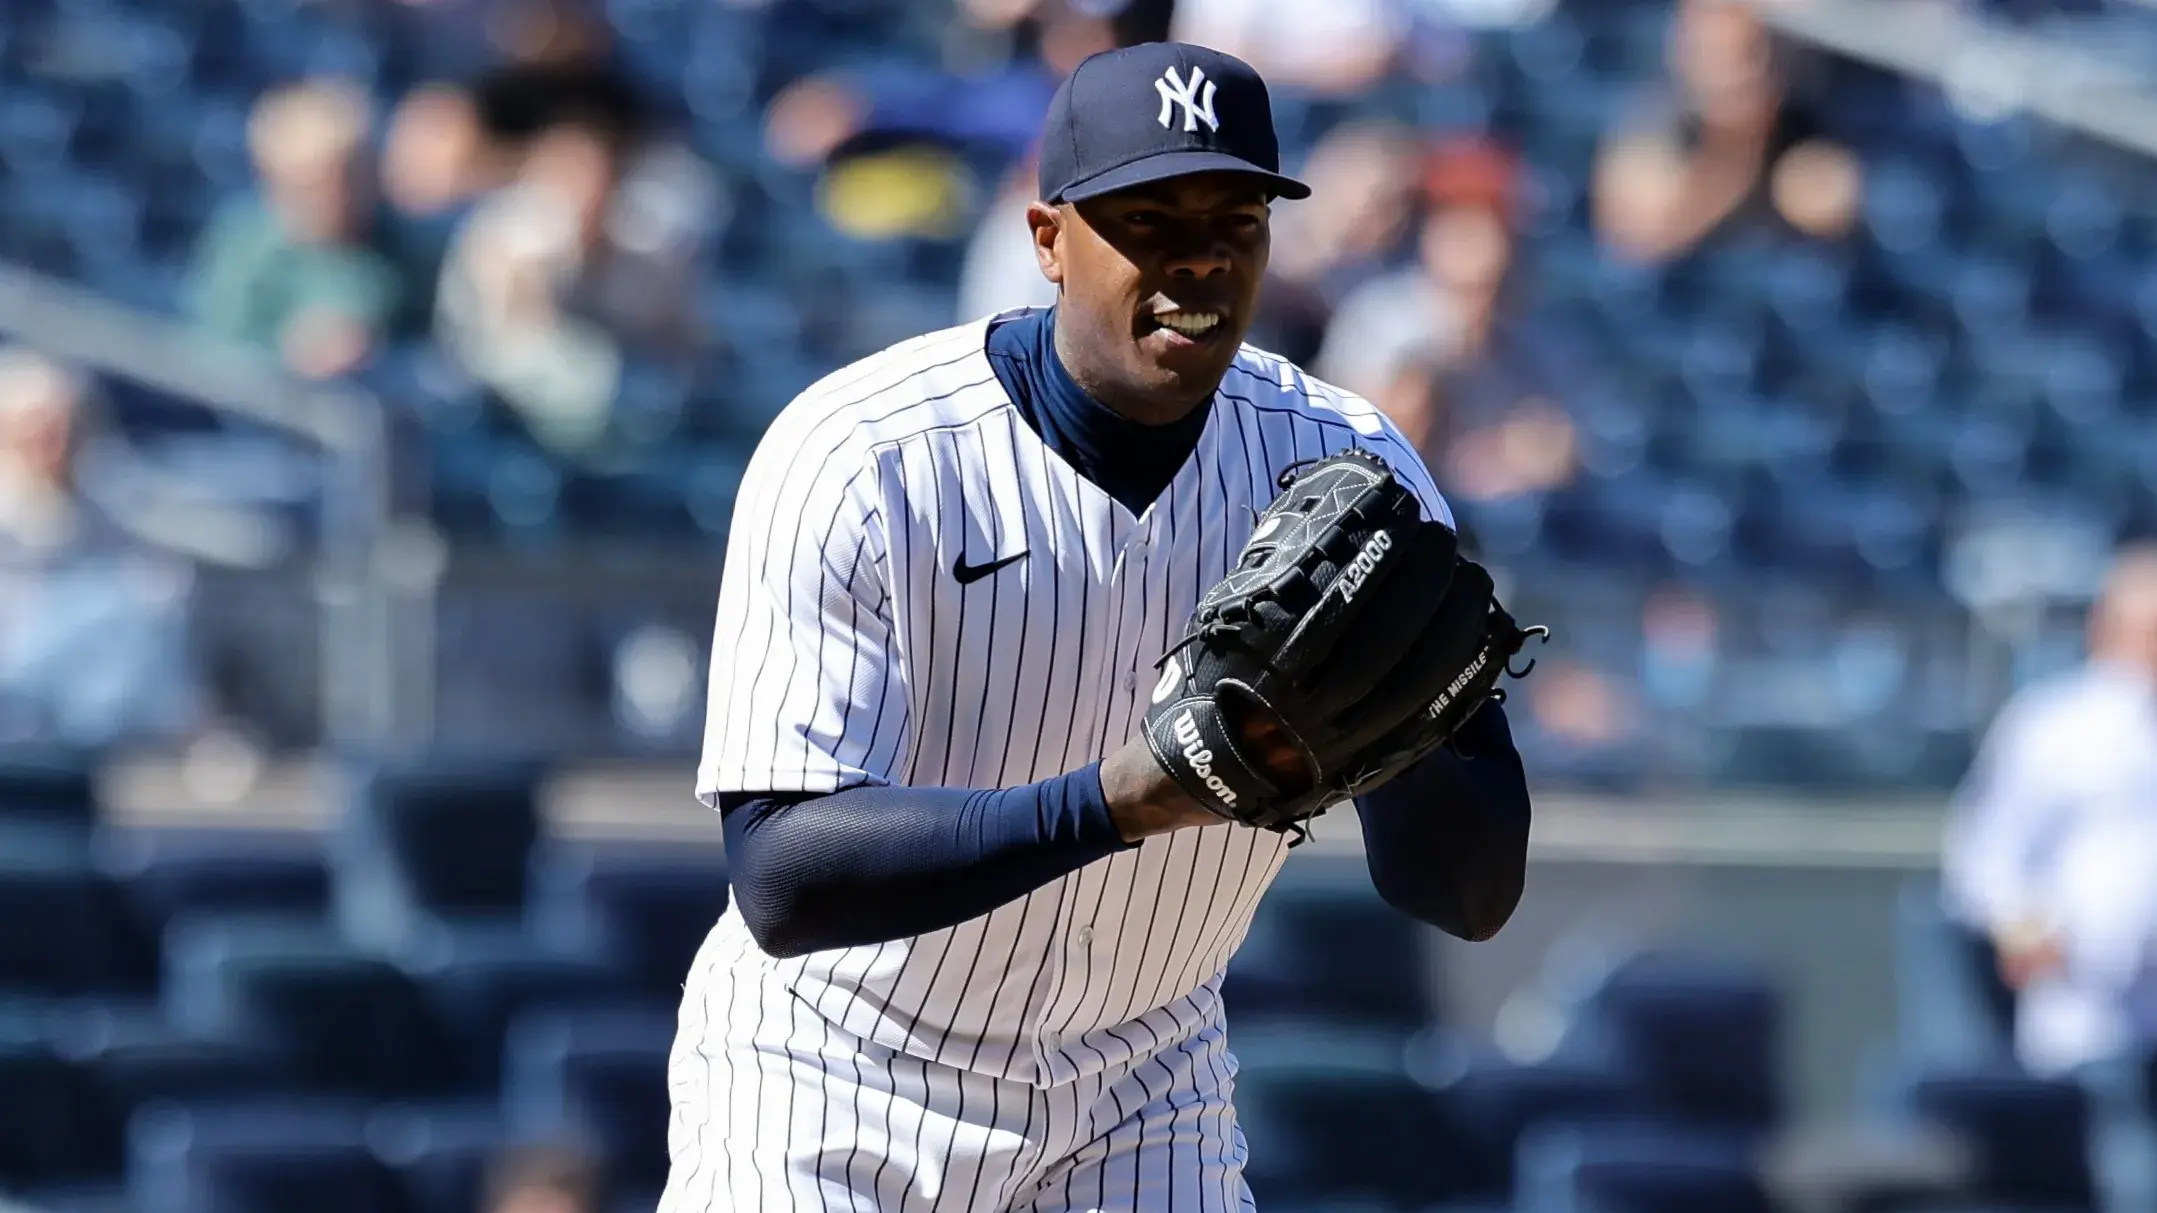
[182,79,405,380]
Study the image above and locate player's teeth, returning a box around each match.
[1157,312,1220,336]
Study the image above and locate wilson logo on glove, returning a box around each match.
[1334,530,1393,604]
[1173,711,1238,807]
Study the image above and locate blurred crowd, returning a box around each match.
[178,0,718,456]
[0,0,1887,765]
[0,0,2144,788]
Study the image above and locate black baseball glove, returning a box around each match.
[1140,449,1547,841]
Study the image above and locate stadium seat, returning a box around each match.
[397,922,626,1090]
[92,826,331,988]
[1514,1123,1772,1213]
[56,1023,295,1178]
[527,841,728,998]
[1557,950,1784,1135]
[125,1102,401,1213]
[0,1037,101,1186]
[1229,1021,1458,1208]
[0,830,131,996]
[0,747,97,829]
[1890,1065,2100,1211]
[365,1101,512,1213]
[1221,861,1438,1030]
[502,1006,676,1194]
[15,1183,132,1213]
[332,758,547,949]
[1428,1054,1654,1200]
[163,917,450,1098]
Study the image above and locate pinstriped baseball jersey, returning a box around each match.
[695,308,1452,1087]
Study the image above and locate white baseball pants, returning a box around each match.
[656,950,1254,1212]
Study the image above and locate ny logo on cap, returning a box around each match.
[1154,66,1219,134]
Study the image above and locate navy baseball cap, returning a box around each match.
[1037,42,1311,205]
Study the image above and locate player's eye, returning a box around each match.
[1124,209,1167,229]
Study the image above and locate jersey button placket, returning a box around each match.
[1119,522,1156,697]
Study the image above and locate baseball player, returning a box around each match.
[661,42,1536,1212]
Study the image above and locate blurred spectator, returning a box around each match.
[483,1142,603,1213]
[819,3,1152,308]
[473,0,650,149]
[378,83,509,334]
[767,1,1121,252]
[957,159,1060,321]
[1640,584,1722,714]
[433,109,705,459]
[762,51,1061,175]
[1315,136,1578,502]
[1591,0,1861,263]
[0,350,217,747]
[1514,655,1644,790]
[1169,0,1408,98]
[820,145,979,243]
[383,84,501,230]
[1247,118,1422,366]
[1939,543,2157,1077]
[181,80,406,379]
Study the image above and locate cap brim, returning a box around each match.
[1054,150,1311,203]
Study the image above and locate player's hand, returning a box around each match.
[1993,920,2065,990]
[1100,737,1223,842]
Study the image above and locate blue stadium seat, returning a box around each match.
[1514,1123,1771,1213]
[57,1022,294,1177]
[332,758,546,948]
[1221,862,1437,1030]
[1230,1022,1456,1208]
[483,448,567,540]
[1558,950,1783,1135]
[366,1101,512,1213]
[163,918,449,1098]
[527,841,728,999]
[557,469,701,540]
[0,747,97,828]
[126,1102,400,1213]
[15,1183,131,1213]
[1890,1065,2100,1211]
[502,1007,675,1194]
[0,1037,100,1185]
[93,827,330,980]
[397,922,625,1090]
[1428,1055,1654,1200]
[0,830,131,996]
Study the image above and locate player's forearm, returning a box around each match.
[720,765,1135,958]
[1351,705,1530,942]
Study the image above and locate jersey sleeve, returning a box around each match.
[1300,371,1457,530]
[696,424,904,806]
[1362,416,1457,531]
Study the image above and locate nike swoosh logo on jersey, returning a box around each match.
[953,550,1028,585]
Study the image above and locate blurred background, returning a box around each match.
[0,0,2156,1209]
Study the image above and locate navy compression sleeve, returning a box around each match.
[719,765,1133,958]
[1352,704,1531,941]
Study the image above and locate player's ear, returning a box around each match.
[1025,201,1065,287]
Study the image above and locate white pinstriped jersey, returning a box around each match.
[695,308,1452,1088]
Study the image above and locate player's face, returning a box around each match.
[1033,172,1272,417]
